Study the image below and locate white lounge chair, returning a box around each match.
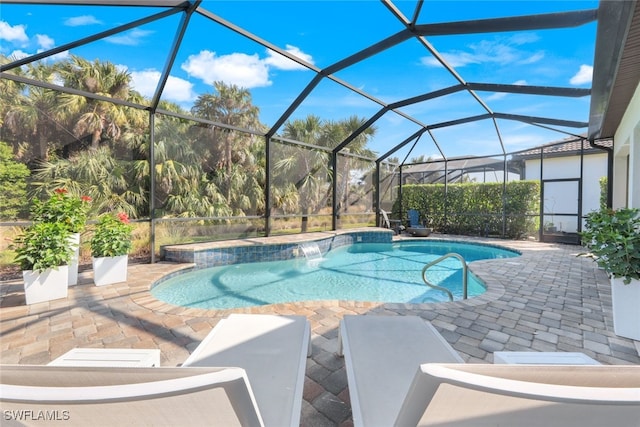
[1,314,310,427]
[183,314,310,427]
[338,315,464,427]
[0,365,264,426]
[395,363,640,426]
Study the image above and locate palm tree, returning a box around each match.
[56,55,132,150]
[31,146,142,217]
[277,115,377,231]
[323,116,376,218]
[120,90,151,158]
[277,115,331,232]
[191,82,265,215]
[0,55,25,128]
[191,82,261,171]
[3,61,61,162]
[153,119,218,217]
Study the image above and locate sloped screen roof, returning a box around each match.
[1,0,605,162]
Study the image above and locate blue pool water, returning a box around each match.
[152,241,519,309]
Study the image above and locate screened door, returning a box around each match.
[541,179,581,244]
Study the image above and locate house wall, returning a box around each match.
[614,80,640,209]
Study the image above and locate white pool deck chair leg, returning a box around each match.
[338,315,464,427]
[394,363,640,426]
[182,314,311,427]
[0,365,265,427]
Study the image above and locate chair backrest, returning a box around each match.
[394,363,640,427]
[0,365,264,427]
[380,209,391,228]
[407,209,420,227]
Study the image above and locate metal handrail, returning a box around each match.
[421,253,468,302]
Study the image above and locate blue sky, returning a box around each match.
[1,1,598,160]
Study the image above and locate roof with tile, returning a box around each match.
[512,137,613,160]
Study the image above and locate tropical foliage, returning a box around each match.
[0,55,375,227]
[0,141,30,220]
[579,208,640,284]
[274,114,377,232]
[0,53,379,245]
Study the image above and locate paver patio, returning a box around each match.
[1,234,639,426]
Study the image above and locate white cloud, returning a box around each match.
[46,50,70,62]
[570,64,592,85]
[130,69,197,103]
[509,32,540,45]
[0,21,29,47]
[181,50,271,88]
[64,15,102,27]
[181,45,313,89]
[106,29,153,46]
[518,51,545,65]
[36,34,55,50]
[486,92,507,101]
[130,70,159,98]
[265,44,314,70]
[8,48,66,62]
[503,132,547,149]
[422,35,543,68]
[164,75,198,102]
[422,51,479,68]
[8,49,29,60]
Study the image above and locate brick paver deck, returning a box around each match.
[1,234,639,426]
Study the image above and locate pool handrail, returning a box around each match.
[421,252,468,301]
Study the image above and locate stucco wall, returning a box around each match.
[614,80,640,209]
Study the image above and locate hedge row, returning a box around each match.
[393,180,541,239]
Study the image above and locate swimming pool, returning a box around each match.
[152,240,518,309]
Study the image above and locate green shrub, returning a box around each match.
[394,180,540,238]
[0,141,30,220]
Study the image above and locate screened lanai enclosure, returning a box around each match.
[0,0,634,262]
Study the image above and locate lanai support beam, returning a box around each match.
[413,9,597,36]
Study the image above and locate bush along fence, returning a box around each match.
[394,180,541,239]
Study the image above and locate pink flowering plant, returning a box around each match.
[90,212,134,257]
[31,188,92,233]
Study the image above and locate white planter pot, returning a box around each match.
[92,255,128,286]
[23,266,69,305]
[68,233,80,286]
[611,277,640,341]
